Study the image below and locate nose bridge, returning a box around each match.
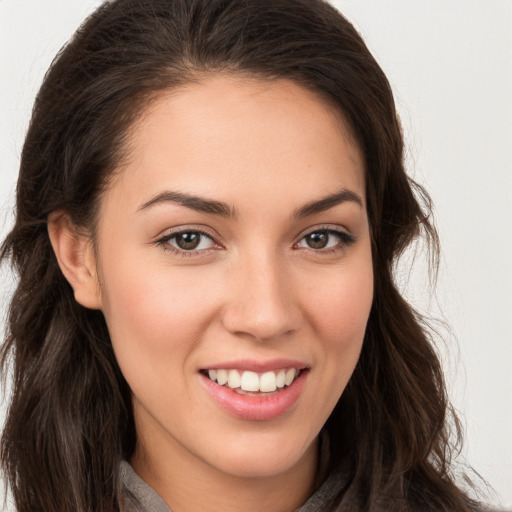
[222,245,300,341]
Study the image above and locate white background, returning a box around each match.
[1,0,511,508]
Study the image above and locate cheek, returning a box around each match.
[291,257,373,434]
[98,264,220,421]
[102,255,207,331]
[98,258,217,376]
[306,260,374,350]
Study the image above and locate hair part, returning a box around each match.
[1,1,478,510]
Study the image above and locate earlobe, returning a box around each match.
[47,211,102,310]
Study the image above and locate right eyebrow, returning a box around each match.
[137,190,238,218]
[293,188,364,218]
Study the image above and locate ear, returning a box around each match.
[48,211,103,310]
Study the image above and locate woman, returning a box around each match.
[0,0,494,510]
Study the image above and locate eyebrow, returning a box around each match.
[137,187,363,219]
[137,190,237,218]
[293,189,363,218]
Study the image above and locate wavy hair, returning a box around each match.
[1,0,478,510]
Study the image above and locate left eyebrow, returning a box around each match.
[137,190,237,218]
[293,189,364,218]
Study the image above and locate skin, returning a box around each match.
[49,75,374,512]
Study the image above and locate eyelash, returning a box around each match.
[155,226,356,257]
[294,227,356,254]
[155,228,220,257]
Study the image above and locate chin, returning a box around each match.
[205,430,317,479]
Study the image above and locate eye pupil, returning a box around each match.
[306,232,328,249]
[176,232,201,250]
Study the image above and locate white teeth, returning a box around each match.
[260,371,277,392]
[240,371,260,392]
[216,369,228,385]
[227,369,241,388]
[276,370,286,388]
[285,368,297,386]
[206,367,301,392]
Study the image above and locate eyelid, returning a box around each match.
[293,224,356,250]
[154,225,224,254]
[152,223,355,256]
[154,224,221,241]
[296,223,354,239]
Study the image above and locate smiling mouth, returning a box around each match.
[200,368,304,395]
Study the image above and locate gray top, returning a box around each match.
[118,461,507,512]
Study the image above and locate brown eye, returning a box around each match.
[296,229,356,252]
[158,231,217,252]
[174,232,202,250]
[304,231,329,249]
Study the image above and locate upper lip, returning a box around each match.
[200,358,309,373]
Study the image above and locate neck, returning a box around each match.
[131,432,319,512]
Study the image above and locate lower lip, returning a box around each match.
[200,371,307,421]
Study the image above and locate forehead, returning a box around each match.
[107,75,365,213]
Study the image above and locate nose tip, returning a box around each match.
[223,304,295,342]
[221,262,301,342]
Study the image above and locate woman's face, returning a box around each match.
[94,76,373,481]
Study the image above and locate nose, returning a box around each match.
[221,251,302,342]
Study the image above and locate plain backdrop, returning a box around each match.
[1,0,511,508]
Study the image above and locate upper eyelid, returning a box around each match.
[296,224,353,239]
[159,231,213,244]
[155,225,221,242]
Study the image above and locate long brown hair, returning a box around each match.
[1,0,479,510]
